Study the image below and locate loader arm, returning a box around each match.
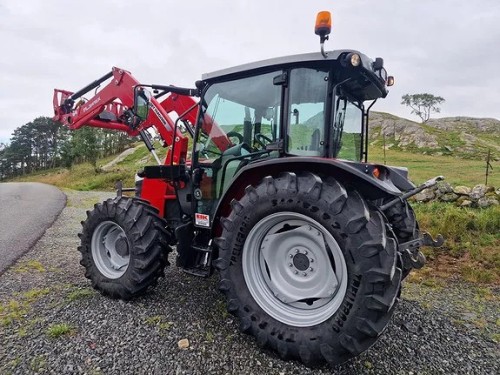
[53,66,233,217]
[53,67,231,166]
[53,67,191,165]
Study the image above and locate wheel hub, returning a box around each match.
[292,252,310,271]
[115,237,129,257]
[243,212,348,327]
[91,221,130,279]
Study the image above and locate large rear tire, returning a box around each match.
[384,200,419,278]
[214,172,401,366]
[78,197,171,300]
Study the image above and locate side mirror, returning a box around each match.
[134,88,152,121]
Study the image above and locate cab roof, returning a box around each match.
[202,49,389,102]
[203,50,365,81]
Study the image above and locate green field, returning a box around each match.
[368,146,499,187]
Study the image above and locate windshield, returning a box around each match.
[197,71,282,161]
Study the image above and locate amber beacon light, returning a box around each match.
[315,11,332,37]
[315,11,332,58]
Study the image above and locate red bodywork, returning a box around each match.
[53,67,230,216]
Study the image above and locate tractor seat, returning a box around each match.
[310,128,321,151]
[214,143,252,197]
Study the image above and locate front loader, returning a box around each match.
[52,11,443,366]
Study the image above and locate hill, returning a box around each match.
[369,112,500,160]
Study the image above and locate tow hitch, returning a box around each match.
[398,233,444,269]
[380,176,445,270]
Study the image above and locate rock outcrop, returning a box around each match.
[369,112,500,160]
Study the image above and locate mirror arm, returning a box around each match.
[151,84,199,97]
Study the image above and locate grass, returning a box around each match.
[17,318,45,338]
[369,146,499,187]
[67,288,94,301]
[144,315,173,331]
[46,323,74,338]
[0,288,51,326]
[412,202,500,283]
[13,260,45,273]
[30,355,47,372]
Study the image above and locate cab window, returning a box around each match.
[287,68,329,156]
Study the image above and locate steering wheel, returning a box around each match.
[227,131,244,145]
[254,133,273,148]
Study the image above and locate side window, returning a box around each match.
[334,98,363,161]
[287,68,329,156]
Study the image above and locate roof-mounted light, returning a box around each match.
[387,76,395,86]
[350,53,361,67]
[341,52,361,68]
[315,11,332,58]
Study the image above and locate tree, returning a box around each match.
[71,127,99,168]
[401,93,445,123]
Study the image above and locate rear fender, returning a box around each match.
[211,157,411,236]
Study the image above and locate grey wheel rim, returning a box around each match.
[242,212,348,327]
[91,221,130,279]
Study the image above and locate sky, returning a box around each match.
[1,0,499,143]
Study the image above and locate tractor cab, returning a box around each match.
[191,49,394,223]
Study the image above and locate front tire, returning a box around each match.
[79,197,171,300]
[214,172,401,366]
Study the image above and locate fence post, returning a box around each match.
[383,131,387,165]
[485,149,493,185]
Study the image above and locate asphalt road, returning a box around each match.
[0,182,66,274]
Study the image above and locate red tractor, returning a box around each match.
[53,12,443,366]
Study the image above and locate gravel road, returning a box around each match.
[0,190,498,374]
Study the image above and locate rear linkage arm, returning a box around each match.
[379,175,445,269]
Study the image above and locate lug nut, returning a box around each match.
[302,272,307,276]
[310,258,314,263]
[288,263,293,267]
[304,250,308,255]
[295,249,299,253]
[309,267,313,272]
[294,270,298,275]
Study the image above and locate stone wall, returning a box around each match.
[413,182,499,208]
